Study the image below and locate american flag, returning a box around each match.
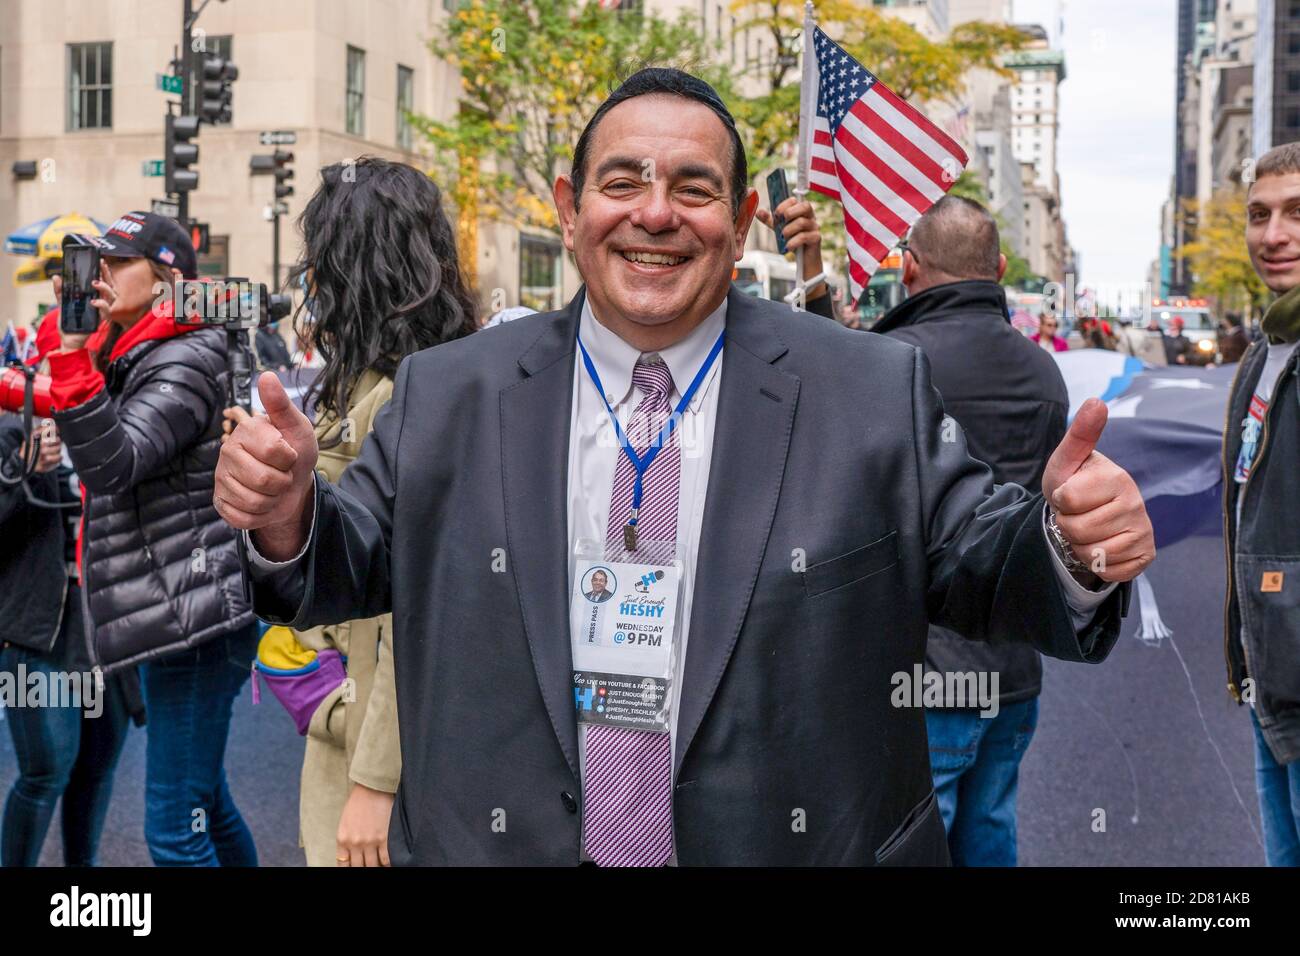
[807,27,968,299]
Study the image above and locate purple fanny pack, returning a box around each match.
[251,648,348,736]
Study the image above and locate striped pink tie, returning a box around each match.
[583,358,678,867]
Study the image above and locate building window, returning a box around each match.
[1290,71,1300,93]
[197,235,230,278]
[396,64,414,150]
[519,234,562,313]
[1289,33,1300,54]
[346,45,366,136]
[67,42,112,130]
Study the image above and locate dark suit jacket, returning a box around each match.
[253,286,1128,866]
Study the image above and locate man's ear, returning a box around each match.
[553,175,579,253]
[996,253,1007,282]
[902,250,920,288]
[733,187,760,258]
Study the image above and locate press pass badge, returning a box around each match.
[570,553,680,734]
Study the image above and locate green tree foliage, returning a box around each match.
[414,0,726,233]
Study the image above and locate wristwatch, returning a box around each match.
[1046,507,1091,575]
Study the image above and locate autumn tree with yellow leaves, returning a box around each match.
[1178,189,1271,321]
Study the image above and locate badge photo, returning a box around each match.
[582,566,617,604]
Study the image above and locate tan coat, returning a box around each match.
[295,369,400,866]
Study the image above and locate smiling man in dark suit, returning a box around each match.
[213,69,1154,866]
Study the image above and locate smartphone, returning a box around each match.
[60,239,102,335]
[766,168,792,256]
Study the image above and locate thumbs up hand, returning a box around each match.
[214,371,319,561]
[1042,398,1155,584]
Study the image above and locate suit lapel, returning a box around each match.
[674,290,799,778]
[501,293,582,779]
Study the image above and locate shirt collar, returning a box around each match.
[579,296,726,413]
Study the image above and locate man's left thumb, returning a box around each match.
[1043,397,1107,500]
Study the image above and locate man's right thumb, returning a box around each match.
[258,371,299,429]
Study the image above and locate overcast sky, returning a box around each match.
[1013,0,1176,303]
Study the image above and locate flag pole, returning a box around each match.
[789,1,824,311]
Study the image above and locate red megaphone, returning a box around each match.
[0,367,53,418]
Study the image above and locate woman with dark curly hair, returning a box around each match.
[230,157,477,866]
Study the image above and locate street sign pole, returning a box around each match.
[178,0,194,223]
[272,206,281,291]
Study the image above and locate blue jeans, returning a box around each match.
[140,625,259,867]
[1250,708,1300,867]
[1,591,131,866]
[926,697,1038,867]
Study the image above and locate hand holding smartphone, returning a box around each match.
[59,237,103,336]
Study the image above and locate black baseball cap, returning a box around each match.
[68,211,198,279]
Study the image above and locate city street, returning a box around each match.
[0,531,1264,867]
[3,0,1296,892]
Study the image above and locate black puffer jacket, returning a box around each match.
[50,320,253,672]
[874,280,1070,705]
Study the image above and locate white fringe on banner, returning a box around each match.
[1134,572,1172,645]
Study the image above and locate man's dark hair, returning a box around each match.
[907,195,1002,280]
[570,67,748,214]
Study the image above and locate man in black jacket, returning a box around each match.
[871,196,1073,865]
[1226,143,1300,867]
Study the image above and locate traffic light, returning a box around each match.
[165,113,200,194]
[253,150,295,199]
[199,54,238,124]
[187,221,211,255]
[272,150,294,200]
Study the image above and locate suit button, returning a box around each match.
[561,791,578,814]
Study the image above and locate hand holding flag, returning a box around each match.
[803,25,969,300]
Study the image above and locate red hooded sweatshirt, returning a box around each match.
[46,299,197,411]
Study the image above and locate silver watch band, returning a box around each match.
[1047,507,1091,574]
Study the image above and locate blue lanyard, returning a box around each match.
[577,330,724,534]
